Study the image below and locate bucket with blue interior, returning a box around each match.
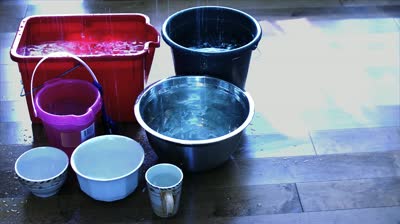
[30,52,103,157]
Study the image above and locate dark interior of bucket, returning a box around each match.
[165,7,258,50]
[38,81,97,116]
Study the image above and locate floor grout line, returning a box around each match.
[23,2,28,18]
[308,130,319,156]
[294,183,305,212]
[394,18,400,30]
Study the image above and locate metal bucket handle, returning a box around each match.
[30,52,100,117]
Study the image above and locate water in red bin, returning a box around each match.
[18,40,145,56]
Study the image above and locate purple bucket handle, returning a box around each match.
[30,52,100,117]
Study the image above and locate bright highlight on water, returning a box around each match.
[144,85,246,140]
[189,42,240,52]
[18,40,145,56]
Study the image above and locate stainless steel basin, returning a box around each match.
[134,76,254,172]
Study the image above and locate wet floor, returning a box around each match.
[0,1,400,223]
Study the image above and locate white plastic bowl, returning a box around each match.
[71,135,145,202]
[15,146,69,197]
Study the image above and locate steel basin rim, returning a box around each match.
[134,76,255,146]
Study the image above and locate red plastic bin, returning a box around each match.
[10,13,160,123]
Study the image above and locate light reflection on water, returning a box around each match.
[189,42,241,53]
[18,40,145,56]
[144,85,246,140]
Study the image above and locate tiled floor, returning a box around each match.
[0,0,399,223]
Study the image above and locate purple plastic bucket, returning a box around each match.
[30,53,102,157]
